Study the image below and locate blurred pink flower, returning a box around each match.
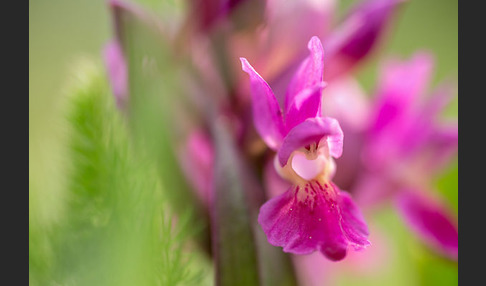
[353,52,458,259]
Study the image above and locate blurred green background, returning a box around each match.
[30,0,458,285]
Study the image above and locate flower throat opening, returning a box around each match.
[275,140,336,185]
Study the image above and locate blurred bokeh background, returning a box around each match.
[30,0,458,285]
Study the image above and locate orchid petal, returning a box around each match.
[285,82,326,132]
[278,117,343,166]
[241,57,285,150]
[258,181,370,261]
[395,190,458,260]
[340,191,371,247]
[285,36,325,112]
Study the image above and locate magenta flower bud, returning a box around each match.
[241,36,370,261]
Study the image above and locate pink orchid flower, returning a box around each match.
[241,36,370,261]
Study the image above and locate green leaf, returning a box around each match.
[111,0,212,255]
[28,62,211,286]
[211,116,260,286]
